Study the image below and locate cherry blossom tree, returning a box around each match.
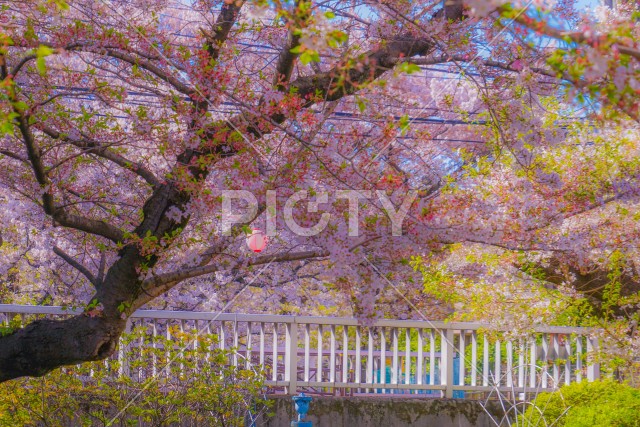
[0,0,638,382]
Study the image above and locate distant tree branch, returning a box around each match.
[410,54,566,80]
[53,246,98,288]
[140,249,329,298]
[10,52,38,76]
[0,149,28,164]
[79,46,194,95]
[40,126,161,189]
[12,104,125,243]
[51,210,125,243]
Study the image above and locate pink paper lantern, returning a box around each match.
[246,228,268,253]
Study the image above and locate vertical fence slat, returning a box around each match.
[564,336,571,385]
[471,331,477,387]
[380,328,387,392]
[179,320,186,376]
[417,329,424,386]
[459,330,466,387]
[530,338,537,389]
[232,319,238,367]
[542,334,549,389]
[429,329,435,386]
[483,334,489,387]
[304,324,310,382]
[287,322,298,394]
[587,336,600,381]
[152,320,158,377]
[272,323,278,382]
[138,322,144,381]
[285,323,291,383]
[355,327,362,386]
[219,322,226,351]
[206,321,213,363]
[342,325,349,384]
[317,325,323,384]
[259,322,265,368]
[246,322,253,369]
[367,328,373,386]
[576,335,583,383]
[405,328,411,387]
[442,328,454,398]
[330,325,336,383]
[552,334,560,386]
[119,319,132,378]
[494,339,501,387]
[506,340,513,388]
[392,328,399,385]
[165,321,172,378]
[518,339,525,389]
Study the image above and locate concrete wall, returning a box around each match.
[255,396,507,427]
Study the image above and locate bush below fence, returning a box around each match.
[0,328,269,427]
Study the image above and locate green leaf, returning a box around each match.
[398,62,421,75]
[0,119,15,136]
[327,30,348,48]
[289,45,303,54]
[398,114,410,134]
[49,0,69,9]
[36,45,54,57]
[299,49,320,64]
[13,101,28,112]
[35,45,54,76]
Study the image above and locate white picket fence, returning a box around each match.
[0,304,600,399]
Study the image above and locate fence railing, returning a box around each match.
[0,304,600,399]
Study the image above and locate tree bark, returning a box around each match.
[531,254,640,316]
[0,314,125,382]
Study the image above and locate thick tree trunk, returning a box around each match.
[0,245,147,382]
[0,313,126,382]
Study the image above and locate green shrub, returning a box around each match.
[519,379,640,427]
[0,326,269,426]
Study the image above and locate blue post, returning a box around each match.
[291,393,313,427]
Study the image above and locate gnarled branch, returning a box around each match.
[290,35,434,105]
[40,126,160,189]
[140,248,330,298]
[53,246,98,288]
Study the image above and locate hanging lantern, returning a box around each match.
[246,228,268,253]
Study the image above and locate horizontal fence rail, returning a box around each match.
[0,305,600,399]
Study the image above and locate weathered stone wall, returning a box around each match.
[254,396,507,427]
